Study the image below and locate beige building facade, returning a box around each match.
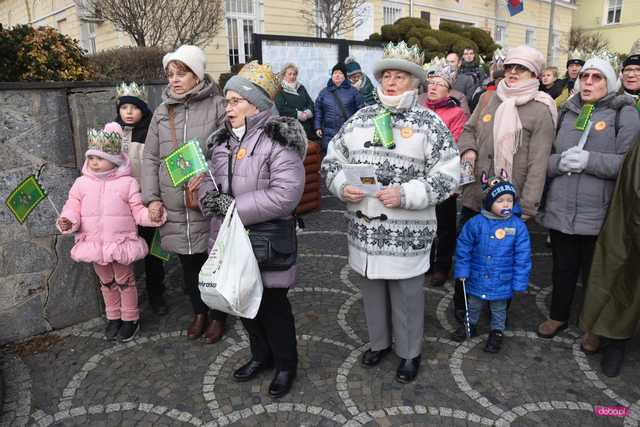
[1,0,576,78]
[572,0,640,55]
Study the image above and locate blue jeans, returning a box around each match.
[467,296,508,331]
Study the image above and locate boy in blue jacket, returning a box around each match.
[451,174,531,353]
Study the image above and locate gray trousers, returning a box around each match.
[360,275,425,359]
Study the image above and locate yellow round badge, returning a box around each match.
[482,114,492,123]
[236,147,247,161]
[495,228,506,240]
[594,121,607,131]
[400,127,413,138]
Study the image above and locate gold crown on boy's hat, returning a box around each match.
[87,128,122,155]
[238,61,280,99]
[115,82,147,101]
[382,41,424,66]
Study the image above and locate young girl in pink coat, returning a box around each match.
[57,122,165,341]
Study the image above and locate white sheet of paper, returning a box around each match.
[343,164,381,196]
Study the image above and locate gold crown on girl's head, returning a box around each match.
[238,61,281,99]
[87,128,122,154]
[115,82,147,101]
[383,41,424,66]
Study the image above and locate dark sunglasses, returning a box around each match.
[504,64,530,74]
[579,72,604,83]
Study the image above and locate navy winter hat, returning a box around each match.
[345,57,363,76]
[332,63,347,77]
[483,179,516,212]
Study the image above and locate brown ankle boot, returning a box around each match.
[187,313,208,339]
[205,319,225,344]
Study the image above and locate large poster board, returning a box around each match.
[260,40,339,99]
[256,35,383,100]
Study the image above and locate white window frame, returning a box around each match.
[549,31,560,66]
[604,0,623,25]
[382,4,402,25]
[225,0,258,67]
[495,24,506,46]
[80,20,96,54]
[525,28,535,47]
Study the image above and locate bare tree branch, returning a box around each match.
[299,0,366,39]
[76,0,224,49]
[568,27,609,53]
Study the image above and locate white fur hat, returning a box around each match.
[162,45,207,80]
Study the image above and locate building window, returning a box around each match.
[383,5,402,25]
[226,0,257,66]
[606,0,622,24]
[525,29,535,46]
[80,21,96,54]
[495,25,506,45]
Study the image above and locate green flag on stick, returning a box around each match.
[5,175,47,224]
[164,139,208,187]
[150,229,170,261]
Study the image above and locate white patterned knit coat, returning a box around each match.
[321,100,460,280]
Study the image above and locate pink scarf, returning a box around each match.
[494,79,557,177]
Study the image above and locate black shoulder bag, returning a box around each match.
[227,141,297,271]
[330,90,349,121]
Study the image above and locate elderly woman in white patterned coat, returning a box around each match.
[321,42,460,384]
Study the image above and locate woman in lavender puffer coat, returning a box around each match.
[195,61,306,399]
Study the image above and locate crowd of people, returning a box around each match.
[55,38,640,399]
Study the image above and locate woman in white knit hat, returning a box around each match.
[537,55,640,349]
[142,45,228,344]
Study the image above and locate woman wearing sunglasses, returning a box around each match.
[537,56,640,352]
[453,46,557,322]
[322,42,460,383]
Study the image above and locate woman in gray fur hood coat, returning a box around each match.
[195,61,306,399]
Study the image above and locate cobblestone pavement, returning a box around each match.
[2,191,640,426]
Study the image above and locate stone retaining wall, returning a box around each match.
[0,81,165,344]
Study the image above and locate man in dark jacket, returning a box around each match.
[314,63,364,152]
[620,41,640,104]
[459,47,486,91]
[447,52,476,104]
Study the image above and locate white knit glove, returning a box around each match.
[562,146,590,173]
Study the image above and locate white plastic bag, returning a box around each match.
[198,201,263,319]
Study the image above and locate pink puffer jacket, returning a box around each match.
[58,156,165,265]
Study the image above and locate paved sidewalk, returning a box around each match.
[2,193,640,426]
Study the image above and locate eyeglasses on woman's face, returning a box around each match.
[223,97,248,108]
[622,66,640,75]
[427,79,449,88]
[579,72,604,83]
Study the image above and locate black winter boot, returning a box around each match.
[105,319,122,341]
[484,330,504,353]
[600,338,627,378]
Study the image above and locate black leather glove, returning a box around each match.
[200,190,234,217]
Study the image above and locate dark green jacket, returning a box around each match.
[580,136,640,339]
[274,84,315,139]
[358,74,376,106]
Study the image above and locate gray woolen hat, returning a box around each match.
[223,75,274,111]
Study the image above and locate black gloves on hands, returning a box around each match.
[201,190,234,217]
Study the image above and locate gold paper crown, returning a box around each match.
[423,57,456,82]
[116,82,147,101]
[567,48,586,62]
[238,61,280,99]
[382,41,424,66]
[492,48,506,65]
[87,128,122,155]
[588,49,622,73]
